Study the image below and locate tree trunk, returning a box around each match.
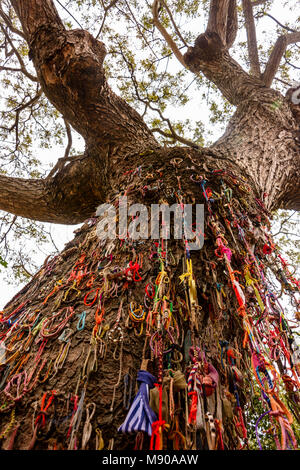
[0,0,299,451]
[0,144,299,450]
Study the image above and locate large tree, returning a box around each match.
[0,0,299,451]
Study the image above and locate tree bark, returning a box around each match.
[0,152,106,224]
[10,0,158,160]
[242,0,261,77]
[183,30,300,212]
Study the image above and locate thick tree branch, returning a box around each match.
[153,0,265,108]
[242,0,261,77]
[0,152,106,224]
[205,0,238,49]
[262,32,300,87]
[226,0,238,49]
[152,0,237,64]
[278,186,300,212]
[10,0,158,159]
[9,0,64,38]
[206,0,230,47]
[152,0,269,107]
[184,27,266,105]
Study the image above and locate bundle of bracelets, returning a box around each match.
[0,156,299,451]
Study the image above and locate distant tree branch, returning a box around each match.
[151,127,200,149]
[0,152,106,224]
[272,211,297,237]
[263,13,297,34]
[122,0,159,58]
[45,226,60,253]
[284,53,300,70]
[0,88,42,150]
[0,214,17,244]
[95,0,119,39]
[152,0,186,67]
[262,32,300,87]
[242,0,261,77]
[0,3,25,39]
[14,254,33,277]
[274,231,299,238]
[0,23,38,82]
[251,0,267,6]
[274,76,292,87]
[0,64,27,74]
[160,0,188,47]
[118,43,198,149]
[55,0,83,29]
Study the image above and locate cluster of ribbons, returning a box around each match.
[0,161,298,451]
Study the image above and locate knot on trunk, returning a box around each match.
[183,32,225,71]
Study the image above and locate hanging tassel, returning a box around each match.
[150,419,167,450]
[150,383,169,450]
[5,424,20,450]
[214,419,224,450]
[134,431,144,450]
[187,362,202,426]
[118,370,157,436]
[188,390,198,425]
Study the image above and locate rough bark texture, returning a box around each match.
[0,146,299,451]
[0,152,106,224]
[183,41,300,212]
[10,0,158,156]
[0,0,299,452]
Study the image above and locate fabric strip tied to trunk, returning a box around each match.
[118,370,157,436]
